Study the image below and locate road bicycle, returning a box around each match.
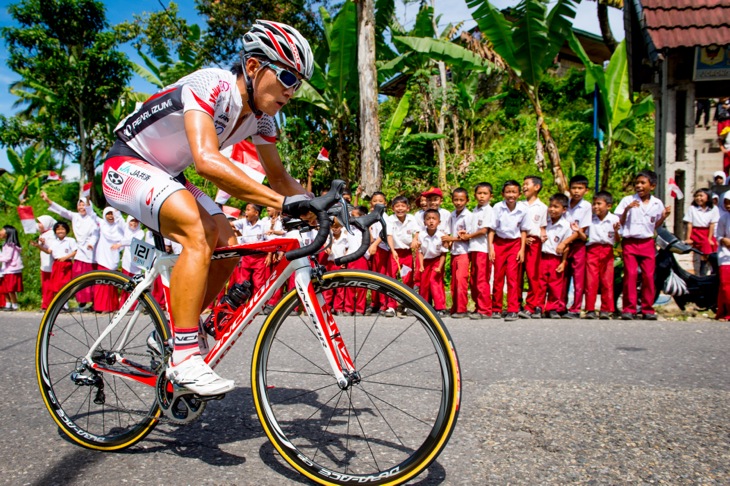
[36,181,461,485]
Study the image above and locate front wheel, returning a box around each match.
[252,270,461,485]
[36,270,169,450]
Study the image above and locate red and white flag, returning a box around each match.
[17,205,37,234]
[221,205,241,219]
[668,178,684,200]
[82,181,92,199]
[317,147,330,162]
[215,140,266,204]
[47,171,62,181]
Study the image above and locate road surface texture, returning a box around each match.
[2,311,728,485]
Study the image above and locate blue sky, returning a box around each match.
[0,0,623,177]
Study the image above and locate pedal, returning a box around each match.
[196,393,226,402]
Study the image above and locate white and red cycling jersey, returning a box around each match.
[103,68,278,232]
[111,68,277,176]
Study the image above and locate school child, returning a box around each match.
[387,195,420,289]
[0,225,24,311]
[93,208,126,312]
[42,191,99,310]
[262,206,286,314]
[324,218,350,313]
[421,187,451,234]
[538,194,573,318]
[417,209,448,317]
[560,175,593,318]
[344,206,369,315]
[459,183,493,319]
[582,191,621,319]
[45,222,77,295]
[414,195,429,227]
[29,215,58,310]
[715,193,730,320]
[713,170,727,187]
[615,170,671,320]
[683,188,720,276]
[720,127,730,176]
[519,176,548,318]
[367,192,391,315]
[489,180,529,321]
[439,188,471,317]
[235,203,268,294]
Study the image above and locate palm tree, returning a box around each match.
[467,0,580,193]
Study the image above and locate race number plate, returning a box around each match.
[131,238,155,270]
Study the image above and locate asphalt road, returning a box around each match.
[2,311,728,485]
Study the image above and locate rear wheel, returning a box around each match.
[252,270,461,485]
[36,270,169,450]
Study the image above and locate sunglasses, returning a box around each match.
[262,62,302,91]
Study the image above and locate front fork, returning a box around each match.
[293,260,359,390]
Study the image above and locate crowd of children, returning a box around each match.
[6,168,730,321]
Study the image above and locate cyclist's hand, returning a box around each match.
[282,194,316,224]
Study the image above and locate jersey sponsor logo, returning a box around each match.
[129,169,151,182]
[105,169,124,192]
[115,88,183,142]
[117,164,131,174]
[145,188,154,206]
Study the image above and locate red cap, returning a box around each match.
[421,187,443,198]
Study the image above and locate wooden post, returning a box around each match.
[357,0,382,196]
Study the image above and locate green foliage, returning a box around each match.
[1,0,132,199]
[2,146,53,206]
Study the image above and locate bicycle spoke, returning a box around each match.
[346,387,382,472]
[357,321,418,374]
[362,380,440,393]
[357,383,433,428]
[363,352,438,379]
[272,337,331,376]
[312,389,346,463]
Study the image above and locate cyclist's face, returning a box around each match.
[247,58,302,117]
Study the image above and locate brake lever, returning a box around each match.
[376,204,390,251]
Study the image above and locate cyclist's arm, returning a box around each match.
[256,144,309,196]
[184,111,285,208]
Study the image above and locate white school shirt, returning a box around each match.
[39,229,58,272]
[94,214,126,270]
[567,199,592,229]
[370,215,391,251]
[683,205,720,228]
[586,213,620,246]
[614,194,665,238]
[420,230,448,260]
[489,201,530,239]
[328,233,350,261]
[449,208,472,256]
[387,214,420,249]
[421,208,451,234]
[468,204,492,254]
[236,218,266,244]
[49,237,78,260]
[414,209,426,227]
[716,212,730,266]
[524,199,548,237]
[542,217,573,256]
[264,216,284,240]
[49,201,99,264]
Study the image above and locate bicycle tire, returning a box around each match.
[251,270,461,485]
[36,270,169,450]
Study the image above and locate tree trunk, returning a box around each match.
[600,144,613,191]
[432,1,448,189]
[78,107,96,204]
[523,85,569,193]
[597,2,618,55]
[451,112,460,155]
[356,0,381,197]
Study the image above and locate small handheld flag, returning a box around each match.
[317,148,330,162]
[668,178,684,200]
[82,182,92,199]
[17,205,37,234]
[47,171,62,181]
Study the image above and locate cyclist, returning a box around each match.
[102,20,315,396]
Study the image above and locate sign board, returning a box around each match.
[694,45,730,81]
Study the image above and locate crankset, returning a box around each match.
[155,370,226,425]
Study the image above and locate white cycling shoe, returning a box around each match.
[166,354,234,396]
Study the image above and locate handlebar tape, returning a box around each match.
[284,180,345,261]
[334,205,386,266]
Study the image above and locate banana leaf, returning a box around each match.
[467,0,519,71]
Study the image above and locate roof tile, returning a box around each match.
[641,0,730,49]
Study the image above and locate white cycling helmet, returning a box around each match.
[242,20,314,80]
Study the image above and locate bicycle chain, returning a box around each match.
[87,350,204,426]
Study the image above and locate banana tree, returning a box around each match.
[567,37,654,190]
[131,24,204,90]
[292,3,359,182]
[467,0,580,193]
[379,5,495,187]
[3,146,54,207]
